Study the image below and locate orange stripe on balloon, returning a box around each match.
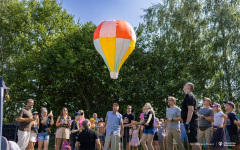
[116,20,132,39]
[93,21,104,40]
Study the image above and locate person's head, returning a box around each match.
[93,113,97,119]
[224,101,235,112]
[144,103,153,113]
[203,97,211,106]
[168,96,176,106]
[78,110,84,118]
[33,111,38,119]
[74,112,81,120]
[41,107,48,117]
[113,103,119,112]
[183,82,194,93]
[60,107,68,116]
[98,121,103,126]
[26,99,34,108]
[127,105,132,113]
[159,118,164,123]
[82,119,91,129]
[90,118,95,124]
[133,124,139,130]
[100,118,104,122]
[211,103,222,113]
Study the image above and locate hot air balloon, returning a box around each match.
[93,20,136,79]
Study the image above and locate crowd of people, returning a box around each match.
[12,82,240,150]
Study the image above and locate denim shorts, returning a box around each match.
[37,132,50,141]
[143,128,155,135]
[99,136,105,141]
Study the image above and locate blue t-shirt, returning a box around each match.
[226,112,238,137]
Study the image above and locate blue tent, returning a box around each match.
[0,77,9,148]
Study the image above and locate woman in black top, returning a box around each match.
[137,103,155,150]
[37,107,54,150]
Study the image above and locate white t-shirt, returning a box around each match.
[8,141,21,150]
[214,111,224,127]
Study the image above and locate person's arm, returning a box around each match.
[221,113,228,128]
[50,116,54,125]
[41,117,48,124]
[17,117,34,122]
[96,139,101,150]
[203,116,214,122]
[56,116,64,127]
[67,116,71,127]
[75,141,80,149]
[186,106,194,123]
[155,119,161,128]
[163,119,168,130]
[234,120,240,126]
[120,123,124,137]
[71,122,79,133]
[167,116,182,122]
[144,113,153,125]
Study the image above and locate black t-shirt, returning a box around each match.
[226,112,238,137]
[77,129,99,150]
[38,117,51,133]
[144,110,154,129]
[123,113,135,129]
[71,120,80,139]
[181,92,198,122]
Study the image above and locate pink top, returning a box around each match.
[78,118,85,126]
[139,113,144,119]
[132,130,139,139]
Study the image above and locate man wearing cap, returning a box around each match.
[198,97,214,150]
[16,99,35,150]
[224,101,240,150]
[103,103,124,150]
[121,105,135,150]
[71,112,81,150]
[181,82,200,150]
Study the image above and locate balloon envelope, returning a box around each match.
[93,20,136,79]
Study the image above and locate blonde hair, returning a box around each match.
[186,82,195,91]
[168,96,176,104]
[144,103,154,114]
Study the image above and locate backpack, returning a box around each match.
[61,141,71,150]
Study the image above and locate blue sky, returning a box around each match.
[56,0,162,28]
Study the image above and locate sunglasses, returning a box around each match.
[63,110,68,111]
[127,108,131,109]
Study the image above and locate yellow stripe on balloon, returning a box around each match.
[99,37,116,72]
[117,40,136,72]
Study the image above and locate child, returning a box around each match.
[90,118,95,130]
[224,101,240,150]
[210,103,227,150]
[27,111,39,150]
[97,121,105,149]
[139,107,145,138]
[71,112,81,150]
[130,124,140,150]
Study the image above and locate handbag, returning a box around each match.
[61,141,71,150]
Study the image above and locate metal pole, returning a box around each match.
[0,87,4,148]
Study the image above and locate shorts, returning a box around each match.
[153,132,158,141]
[37,132,50,141]
[99,136,105,141]
[181,133,188,142]
[121,127,131,142]
[55,127,70,139]
[185,119,198,143]
[230,133,240,145]
[143,128,155,135]
[29,132,37,142]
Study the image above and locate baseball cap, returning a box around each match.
[33,111,38,115]
[224,101,235,109]
[74,112,80,116]
[211,103,221,108]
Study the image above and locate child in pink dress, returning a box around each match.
[130,124,140,150]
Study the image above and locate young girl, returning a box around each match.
[139,107,145,138]
[130,124,140,150]
[97,121,105,149]
[210,103,228,150]
[27,111,39,150]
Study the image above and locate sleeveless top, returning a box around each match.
[31,120,38,133]
[132,130,139,139]
[59,116,70,128]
